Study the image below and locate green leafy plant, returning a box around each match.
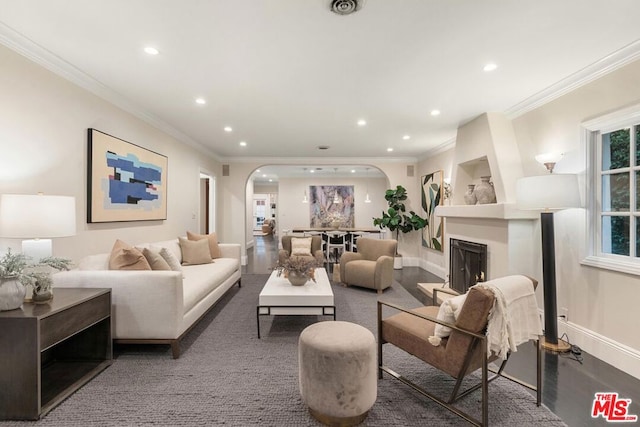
[372,185,428,254]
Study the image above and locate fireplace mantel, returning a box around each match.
[436,203,538,220]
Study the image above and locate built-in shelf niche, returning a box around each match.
[452,156,497,205]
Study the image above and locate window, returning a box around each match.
[583,104,640,274]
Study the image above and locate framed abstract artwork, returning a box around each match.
[87,128,168,223]
[309,185,355,227]
[421,170,444,251]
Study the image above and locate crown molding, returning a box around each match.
[220,156,419,164]
[505,39,640,119]
[0,22,221,161]
[418,137,456,160]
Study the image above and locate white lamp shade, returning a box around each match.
[0,194,76,238]
[516,174,581,210]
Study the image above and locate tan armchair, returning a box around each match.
[261,218,275,235]
[378,276,541,426]
[339,238,397,293]
[279,235,325,266]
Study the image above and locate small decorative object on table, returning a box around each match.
[0,249,71,310]
[276,256,321,286]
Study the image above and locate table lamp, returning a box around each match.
[516,154,581,353]
[0,193,76,261]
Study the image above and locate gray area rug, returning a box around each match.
[2,274,566,426]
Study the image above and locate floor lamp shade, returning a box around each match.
[516,174,580,352]
[0,194,76,260]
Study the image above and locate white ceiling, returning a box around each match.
[2,0,640,166]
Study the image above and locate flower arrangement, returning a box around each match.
[276,256,322,282]
[0,249,72,296]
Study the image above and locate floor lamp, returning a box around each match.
[516,162,581,353]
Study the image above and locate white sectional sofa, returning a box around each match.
[53,238,241,358]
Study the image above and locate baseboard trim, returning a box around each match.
[557,320,640,381]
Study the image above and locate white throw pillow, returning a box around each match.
[291,237,312,256]
[430,293,468,346]
[152,246,183,272]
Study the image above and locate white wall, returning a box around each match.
[416,58,640,379]
[0,44,221,262]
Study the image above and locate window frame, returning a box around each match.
[582,103,640,275]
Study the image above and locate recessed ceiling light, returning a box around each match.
[268,179,273,182]
[256,169,261,173]
[387,148,394,152]
[402,135,410,140]
[195,98,206,105]
[430,109,441,116]
[357,119,367,126]
[224,126,233,132]
[239,141,247,147]
[351,169,356,173]
[483,63,497,72]
[144,46,159,55]
[310,170,315,173]
[262,174,266,178]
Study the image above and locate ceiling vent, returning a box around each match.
[330,0,364,15]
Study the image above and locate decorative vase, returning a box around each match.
[32,290,53,304]
[474,176,497,204]
[464,185,477,205]
[331,221,341,229]
[0,276,26,311]
[287,271,309,286]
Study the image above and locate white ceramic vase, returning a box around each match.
[0,276,26,311]
[474,176,496,204]
[464,185,477,205]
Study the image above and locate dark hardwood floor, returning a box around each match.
[245,234,640,426]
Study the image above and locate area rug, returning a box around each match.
[0,275,567,426]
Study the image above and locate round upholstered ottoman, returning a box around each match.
[298,321,377,426]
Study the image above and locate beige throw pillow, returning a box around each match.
[187,231,222,259]
[152,245,183,272]
[141,247,171,271]
[109,239,152,270]
[291,237,313,257]
[179,237,213,265]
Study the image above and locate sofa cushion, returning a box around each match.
[109,239,152,270]
[142,247,172,271]
[291,237,313,256]
[182,258,239,312]
[179,237,213,265]
[187,231,222,259]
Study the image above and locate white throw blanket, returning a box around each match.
[473,275,543,359]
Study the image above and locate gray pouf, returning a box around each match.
[298,321,377,426]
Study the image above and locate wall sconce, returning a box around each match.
[0,193,76,261]
[534,152,563,173]
[364,167,372,203]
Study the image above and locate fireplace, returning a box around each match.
[449,238,487,294]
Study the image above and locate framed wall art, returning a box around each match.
[87,128,168,223]
[421,170,444,251]
[309,185,355,227]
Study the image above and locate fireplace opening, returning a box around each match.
[449,238,487,294]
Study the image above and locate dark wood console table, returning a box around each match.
[0,288,112,420]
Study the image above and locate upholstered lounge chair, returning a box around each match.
[279,235,325,266]
[378,276,542,426]
[339,238,397,294]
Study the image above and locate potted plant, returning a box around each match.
[0,249,72,309]
[275,256,322,286]
[372,185,428,269]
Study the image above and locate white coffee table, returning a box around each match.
[257,268,335,338]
